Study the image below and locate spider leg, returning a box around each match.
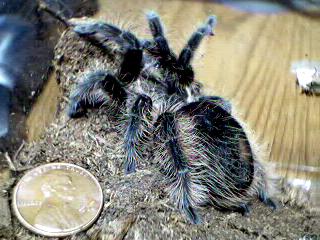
[73,21,126,46]
[117,31,143,85]
[145,12,216,98]
[178,16,217,67]
[124,94,153,174]
[145,12,188,95]
[74,22,143,85]
[145,11,177,67]
[237,203,252,216]
[73,21,140,52]
[37,0,71,27]
[154,112,201,224]
[172,15,217,91]
[68,71,127,118]
[258,188,278,210]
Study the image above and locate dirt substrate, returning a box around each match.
[2,28,319,240]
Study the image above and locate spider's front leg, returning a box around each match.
[68,23,144,118]
[175,15,217,95]
[123,94,153,174]
[73,21,143,85]
[116,31,143,85]
[178,15,217,72]
[145,12,216,98]
[145,12,178,69]
[258,188,277,210]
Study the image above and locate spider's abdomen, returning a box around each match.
[154,99,257,222]
[178,100,255,208]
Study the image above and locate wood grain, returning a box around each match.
[26,72,60,141]
[27,0,320,181]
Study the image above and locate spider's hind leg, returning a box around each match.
[68,71,127,118]
[153,112,202,224]
[123,94,153,174]
[237,203,252,216]
[258,188,278,210]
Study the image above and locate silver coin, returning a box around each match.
[12,163,103,237]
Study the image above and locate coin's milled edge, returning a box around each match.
[12,162,104,237]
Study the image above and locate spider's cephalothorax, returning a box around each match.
[61,12,276,224]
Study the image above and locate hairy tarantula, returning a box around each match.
[47,8,277,224]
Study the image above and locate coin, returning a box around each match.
[12,163,103,237]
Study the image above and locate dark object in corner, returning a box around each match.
[0,16,35,138]
[0,0,99,155]
[0,85,10,138]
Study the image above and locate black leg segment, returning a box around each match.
[238,203,252,216]
[154,112,201,224]
[123,94,153,174]
[258,189,278,210]
[74,21,144,85]
[68,71,127,118]
[178,16,217,68]
[118,31,143,85]
[146,11,178,68]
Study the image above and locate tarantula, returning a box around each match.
[48,9,277,224]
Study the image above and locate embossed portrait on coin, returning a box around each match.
[32,171,93,232]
